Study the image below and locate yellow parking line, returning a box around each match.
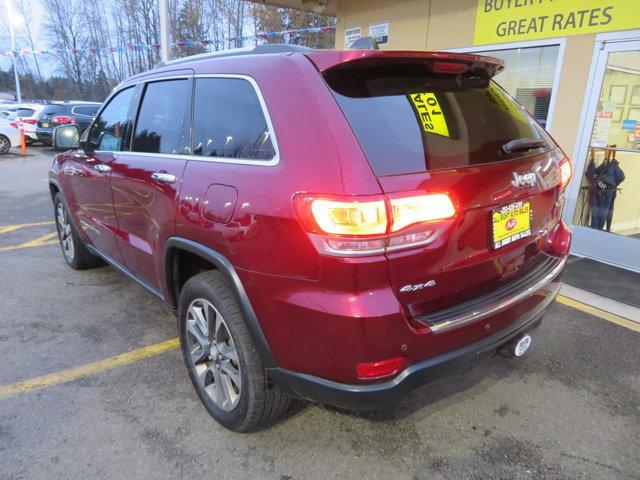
[556,295,640,333]
[1,295,636,402]
[0,221,54,235]
[0,231,59,251]
[0,338,179,401]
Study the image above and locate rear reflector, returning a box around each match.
[545,220,571,257]
[356,357,403,379]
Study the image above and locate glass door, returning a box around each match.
[565,39,640,272]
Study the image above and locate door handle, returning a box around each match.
[94,164,112,173]
[151,172,177,183]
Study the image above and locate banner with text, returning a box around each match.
[474,0,640,45]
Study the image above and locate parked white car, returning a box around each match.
[0,119,21,155]
[1,104,42,143]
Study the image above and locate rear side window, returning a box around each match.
[72,106,99,116]
[192,78,276,160]
[132,79,191,155]
[325,62,555,176]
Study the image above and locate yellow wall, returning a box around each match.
[334,0,597,158]
[336,0,430,50]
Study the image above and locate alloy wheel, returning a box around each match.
[0,136,9,155]
[56,203,75,261]
[186,298,242,411]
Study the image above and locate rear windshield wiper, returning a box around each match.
[502,138,547,154]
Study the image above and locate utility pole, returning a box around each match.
[5,0,22,103]
[159,0,170,63]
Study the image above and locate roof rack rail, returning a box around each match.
[156,44,315,68]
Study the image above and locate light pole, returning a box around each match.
[5,0,22,103]
[159,0,170,63]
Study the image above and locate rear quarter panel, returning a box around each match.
[175,54,382,279]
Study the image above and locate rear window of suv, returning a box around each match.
[39,105,67,121]
[324,61,555,176]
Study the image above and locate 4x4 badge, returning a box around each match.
[511,171,537,188]
[400,280,436,293]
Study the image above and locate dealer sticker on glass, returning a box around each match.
[492,201,531,249]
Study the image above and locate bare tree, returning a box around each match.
[42,0,93,98]
[11,0,335,101]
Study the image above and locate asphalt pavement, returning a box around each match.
[0,147,638,480]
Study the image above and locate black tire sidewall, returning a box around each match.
[178,274,254,431]
[53,193,78,268]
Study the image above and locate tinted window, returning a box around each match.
[73,106,99,116]
[325,62,555,176]
[132,80,190,155]
[89,87,134,151]
[16,108,35,117]
[193,78,275,160]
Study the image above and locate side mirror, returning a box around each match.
[53,125,80,151]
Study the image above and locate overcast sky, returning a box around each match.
[1,0,59,78]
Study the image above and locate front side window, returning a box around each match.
[192,78,276,160]
[89,87,135,151]
[132,79,191,155]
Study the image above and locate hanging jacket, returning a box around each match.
[596,159,625,189]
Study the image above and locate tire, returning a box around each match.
[53,192,102,269]
[179,270,290,432]
[0,134,10,155]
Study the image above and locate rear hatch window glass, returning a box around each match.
[39,105,66,121]
[324,62,555,176]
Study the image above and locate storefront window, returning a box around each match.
[573,50,640,238]
[477,45,560,128]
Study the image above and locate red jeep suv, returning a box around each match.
[49,44,572,432]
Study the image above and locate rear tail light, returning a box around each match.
[389,194,456,232]
[51,115,71,124]
[356,357,403,379]
[9,122,18,129]
[309,198,387,235]
[559,157,572,190]
[294,192,457,256]
[22,118,37,125]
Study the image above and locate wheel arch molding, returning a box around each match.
[163,237,277,368]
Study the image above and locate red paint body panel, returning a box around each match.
[110,154,187,289]
[56,150,123,262]
[50,49,570,390]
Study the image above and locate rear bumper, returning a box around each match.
[268,276,560,411]
[35,128,53,144]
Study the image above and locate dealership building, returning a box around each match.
[270,0,640,273]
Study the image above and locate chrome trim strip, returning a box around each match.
[112,73,279,167]
[428,255,567,334]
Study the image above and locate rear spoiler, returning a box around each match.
[304,50,504,78]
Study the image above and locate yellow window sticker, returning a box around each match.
[483,84,527,124]
[409,92,450,138]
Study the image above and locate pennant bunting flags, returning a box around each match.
[0,26,336,57]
